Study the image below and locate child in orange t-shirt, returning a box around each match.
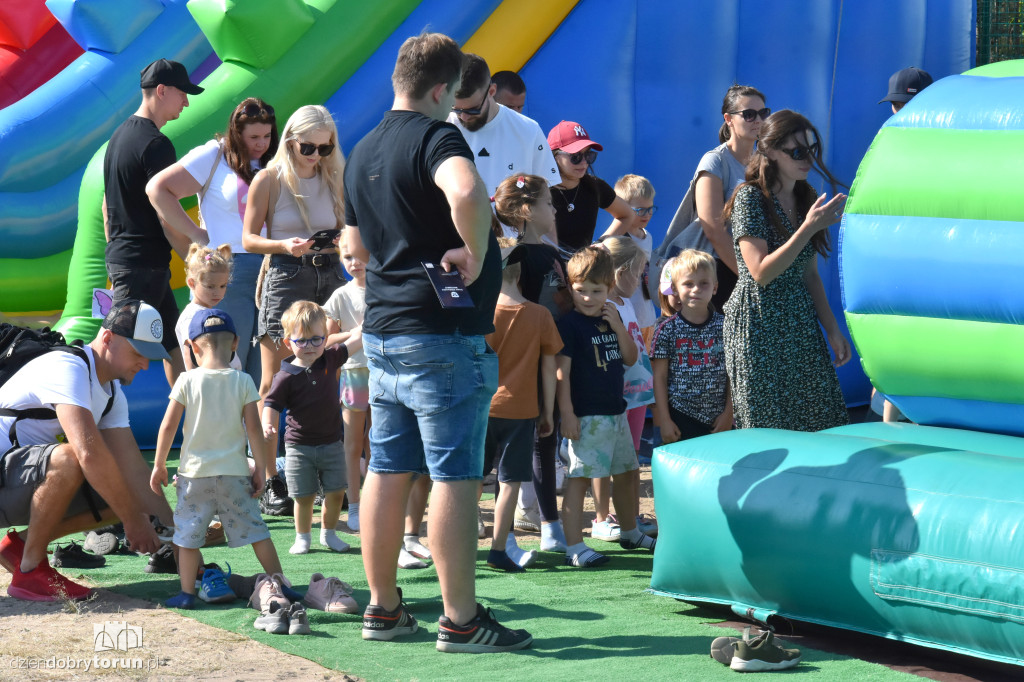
[483,239,563,572]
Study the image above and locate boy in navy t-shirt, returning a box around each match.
[556,246,657,567]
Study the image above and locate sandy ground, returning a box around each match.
[0,468,655,681]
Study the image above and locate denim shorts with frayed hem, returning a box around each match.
[364,332,497,481]
[257,258,345,342]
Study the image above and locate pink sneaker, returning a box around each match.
[248,574,289,612]
[8,562,91,602]
[304,573,358,613]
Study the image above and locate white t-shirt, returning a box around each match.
[323,281,366,369]
[175,302,243,371]
[180,140,263,252]
[611,297,656,409]
[447,105,560,238]
[627,230,657,329]
[0,347,129,452]
[170,368,260,478]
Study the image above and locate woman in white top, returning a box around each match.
[148,97,279,383]
[692,85,768,309]
[241,104,346,401]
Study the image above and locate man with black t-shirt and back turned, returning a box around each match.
[345,33,532,653]
[103,58,207,388]
[0,300,169,601]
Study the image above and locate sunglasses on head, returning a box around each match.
[779,142,820,161]
[451,90,489,117]
[238,102,274,119]
[729,107,771,122]
[560,149,598,165]
[289,335,325,348]
[631,206,658,217]
[296,141,335,157]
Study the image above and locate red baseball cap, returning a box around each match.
[547,120,604,154]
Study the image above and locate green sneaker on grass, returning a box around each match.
[730,630,801,672]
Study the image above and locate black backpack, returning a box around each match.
[0,323,115,447]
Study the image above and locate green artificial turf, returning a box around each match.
[70,451,916,681]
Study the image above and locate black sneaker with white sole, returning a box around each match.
[362,587,418,641]
[436,603,532,654]
[51,540,105,569]
[143,544,176,574]
[259,475,294,516]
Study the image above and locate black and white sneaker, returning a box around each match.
[259,475,293,516]
[436,603,532,654]
[143,544,176,574]
[51,540,105,569]
[362,587,418,641]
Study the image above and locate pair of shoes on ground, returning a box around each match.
[304,573,358,613]
[362,588,532,654]
[711,627,801,672]
[164,564,236,609]
[2,529,92,602]
[51,540,105,569]
[255,601,311,635]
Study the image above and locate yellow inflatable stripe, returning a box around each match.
[462,0,578,72]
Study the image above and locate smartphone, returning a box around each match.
[309,229,341,252]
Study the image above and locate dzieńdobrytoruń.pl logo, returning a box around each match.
[7,621,164,672]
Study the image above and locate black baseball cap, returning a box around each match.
[879,67,933,104]
[140,58,204,95]
[101,299,171,361]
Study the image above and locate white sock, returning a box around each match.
[290,532,311,554]
[620,527,642,544]
[504,535,537,567]
[566,541,588,558]
[403,534,431,560]
[320,528,350,553]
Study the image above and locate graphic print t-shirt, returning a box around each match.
[557,310,626,416]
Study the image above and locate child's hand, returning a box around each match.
[561,412,581,441]
[656,418,681,444]
[250,468,266,498]
[538,412,554,438]
[711,407,733,434]
[602,302,625,333]
[262,420,276,441]
[149,465,167,495]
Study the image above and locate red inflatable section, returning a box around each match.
[0,0,83,109]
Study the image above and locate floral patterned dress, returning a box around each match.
[723,184,848,431]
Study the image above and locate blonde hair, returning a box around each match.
[268,105,345,230]
[496,236,521,284]
[494,174,548,229]
[281,300,327,338]
[614,174,655,203]
[601,235,643,272]
[566,245,614,287]
[672,248,717,285]
[185,243,233,284]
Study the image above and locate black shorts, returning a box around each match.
[106,264,180,351]
[668,406,713,442]
[0,444,106,526]
[483,417,535,483]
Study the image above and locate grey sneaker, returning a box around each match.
[288,603,311,635]
[253,600,289,635]
[83,531,119,556]
[362,587,418,641]
[730,630,801,672]
[710,635,740,665]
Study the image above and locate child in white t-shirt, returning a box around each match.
[323,238,367,532]
[151,309,289,609]
[175,243,242,371]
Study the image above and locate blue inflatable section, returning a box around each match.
[325,0,502,154]
[0,0,210,252]
[840,215,1024,323]
[519,0,974,404]
[883,74,1024,130]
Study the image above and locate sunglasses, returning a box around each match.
[289,335,325,348]
[559,149,598,165]
[779,142,820,161]
[729,107,771,122]
[296,142,335,157]
[238,102,275,119]
[451,90,489,117]
[631,206,658,217]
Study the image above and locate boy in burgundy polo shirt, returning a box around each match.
[263,301,362,555]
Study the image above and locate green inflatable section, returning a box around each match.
[650,427,1024,665]
[845,128,1024,221]
[56,0,420,340]
[966,60,1024,76]
[847,312,1024,403]
[0,250,72,315]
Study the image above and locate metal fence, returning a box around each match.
[977,0,1024,64]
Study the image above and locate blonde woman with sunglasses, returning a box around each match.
[242,105,347,478]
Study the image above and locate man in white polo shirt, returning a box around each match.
[448,54,559,239]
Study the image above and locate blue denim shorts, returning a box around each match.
[283,440,347,498]
[257,255,345,342]
[364,332,498,481]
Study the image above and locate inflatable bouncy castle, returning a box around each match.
[651,60,1024,666]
